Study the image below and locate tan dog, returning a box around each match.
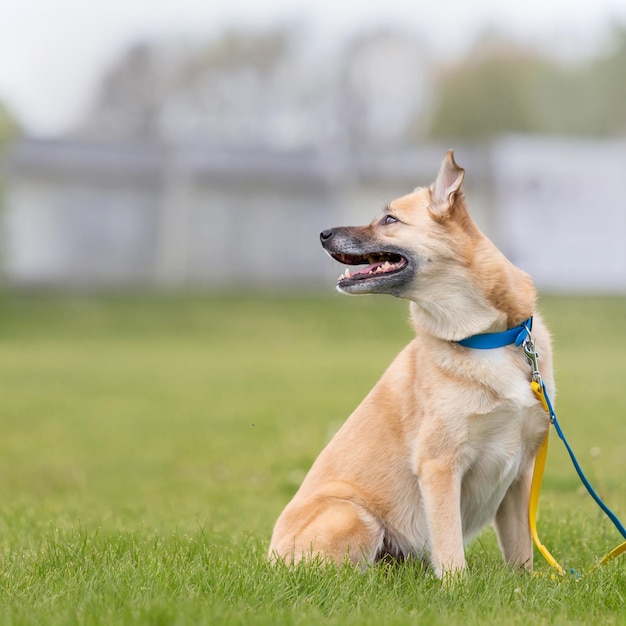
[268,151,553,578]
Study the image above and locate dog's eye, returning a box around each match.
[381,214,398,225]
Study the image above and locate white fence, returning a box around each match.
[2,136,625,291]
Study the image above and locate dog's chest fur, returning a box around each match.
[457,400,542,540]
[394,336,550,552]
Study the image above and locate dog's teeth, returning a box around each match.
[338,268,351,281]
[373,261,392,274]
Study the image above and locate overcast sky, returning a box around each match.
[1,0,626,136]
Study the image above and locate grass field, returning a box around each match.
[0,291,625,625]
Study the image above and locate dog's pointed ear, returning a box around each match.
[430,150,465,218]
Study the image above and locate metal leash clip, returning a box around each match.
[522,336,543,385]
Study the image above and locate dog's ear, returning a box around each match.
[430,150,465,218]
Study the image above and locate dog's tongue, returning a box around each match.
[340,260,395,281]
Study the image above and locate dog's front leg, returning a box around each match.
[494,465,533,571]
[418,458,465,578]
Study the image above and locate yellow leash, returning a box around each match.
[529,382,565,576]
[529,378,626,575]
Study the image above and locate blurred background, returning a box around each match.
[1,0,626,292]
[2,6,626,599]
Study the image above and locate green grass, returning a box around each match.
[0,291,625,625]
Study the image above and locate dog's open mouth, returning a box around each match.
[332,251,408,285]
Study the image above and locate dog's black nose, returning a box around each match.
[320,229,334,242]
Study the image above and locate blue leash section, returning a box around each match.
[539,380,626,541]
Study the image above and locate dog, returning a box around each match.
[268,150,553,578]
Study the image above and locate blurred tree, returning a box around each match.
[78,23,626,145]
[0,99,21,285]
[80,39,193,140]
[426,27,626,139]
[0,100,20,149]
[527,26,626,136]
[79,25,431,150]
[162,27,294,145]
[587,24,626,135]
[79,27,325,147]
[339,29,430,149]
[83,42,165,139]
[426,35,550,139]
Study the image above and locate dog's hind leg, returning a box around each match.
[268,496,384,566]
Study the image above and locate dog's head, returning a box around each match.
[321,150,471,298]
[321,150,535,339]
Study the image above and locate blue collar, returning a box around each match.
[456,317,533,349]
